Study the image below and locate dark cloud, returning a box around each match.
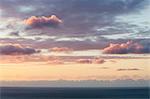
[35,38,109,50]
[117,68,141,71]
[0,0,145,17]
[24,15,62,28]
[0,37,149,51]
[0,44,40,55]
[103,41,150,54]
[9,31,20,36]
[0,0,147,37]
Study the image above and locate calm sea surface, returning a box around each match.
[0,87,149,99]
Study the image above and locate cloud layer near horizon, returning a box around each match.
[49,47,73,53]
[76,58,105,64]
[0,44,40,55]
[103,41,150,54]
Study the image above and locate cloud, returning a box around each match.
[0,44,40,55]
[117,68,141,71]
[0,55,63,63]
[76,58,105,64]
[103,41,150,54]
[1,0,146,37]
[92,58,105,64]
[49,47,73,53]
[9,31,20,36]
[45,56,64,64]
[0,0,149,52]
[76,59,92,64]
[24,15,62,28]
[1,0,144,17]
[47,60,64,64]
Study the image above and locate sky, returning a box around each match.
[0,0,150,87]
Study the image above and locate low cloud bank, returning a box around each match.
[103,41,149,54]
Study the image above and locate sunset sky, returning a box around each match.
[0,0,150,87]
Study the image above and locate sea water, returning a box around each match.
[0,87,149,99]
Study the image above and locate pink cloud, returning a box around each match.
[76,59,92,64]
[24,15,62,28]
[47,60,64,64]
[0,55,63,64]
[49,47,73,53]
[76,58,105,64]
[103,41,148,54]
[92,58,105,64]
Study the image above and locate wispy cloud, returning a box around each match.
[49,47,73,53]
[76,58,105,64]
[117,68,141,71]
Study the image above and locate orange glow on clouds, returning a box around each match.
[24,15,62,28]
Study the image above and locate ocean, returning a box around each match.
[0,87,149,99]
